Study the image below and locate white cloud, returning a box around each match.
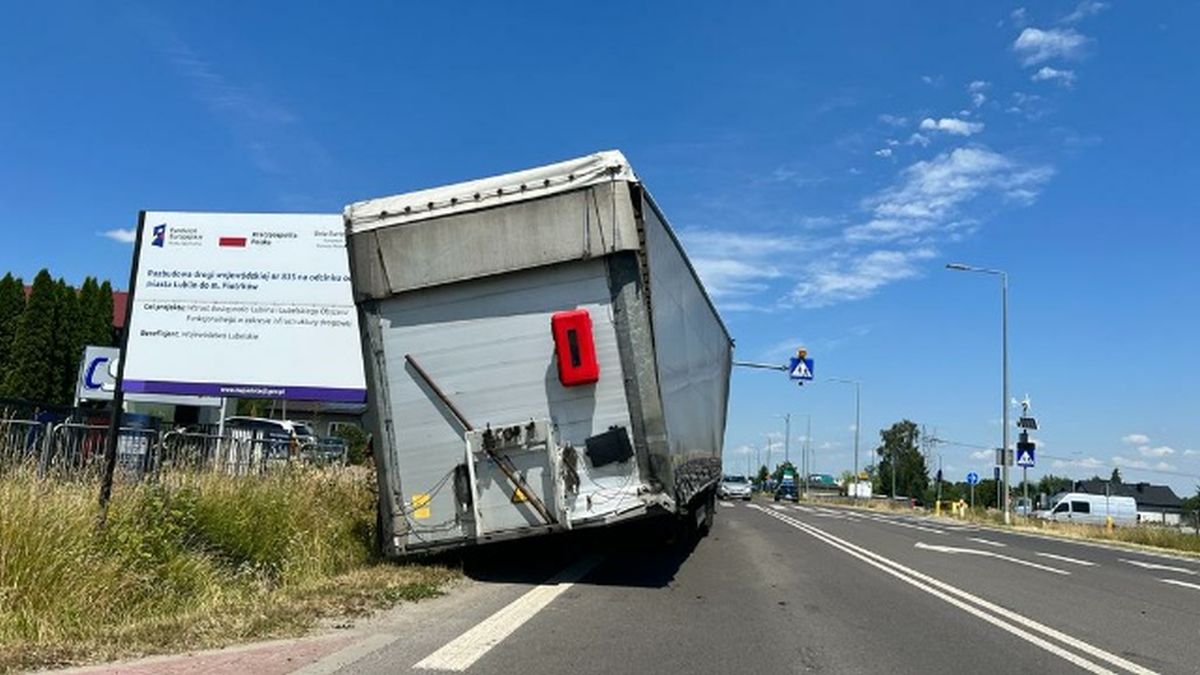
[853,147,1053,238]
[879,114,909,127]
[907,133,931,147]
[970,450,991,460]
[886,138,901,147]
[967,80,989,107]
[919,118,985,136]
[1031,66,1077,86]
[681,230,821,307]
[1062,1,1108,23]
[1011,7,1028,25]
[921,75,943,86]
[1138,445,1176,458]
[1183,449,1198,457]
[101,228,137,244]
[791,248,936,307]
[874,148,894,158]
[1121,433,1150,445]
[1013,27,1088,66]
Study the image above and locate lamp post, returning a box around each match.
[827,378,861,501]
[946,262,1011,525]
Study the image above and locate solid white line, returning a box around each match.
[719,502,736,508]
[1159,578,1200,591]
[1120,559,1197,576]
[413,556,602,671]
[794,505,814,513]
[770,504,788,511]
[749,505,1156,675]
[1036,552,1097,567]
[969,537,1008,548]
[915,542,1070,576]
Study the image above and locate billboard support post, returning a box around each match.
[99,211,146,520]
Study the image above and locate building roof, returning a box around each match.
[1073,479,1184,511]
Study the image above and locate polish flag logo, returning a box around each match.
[219,236,247,248]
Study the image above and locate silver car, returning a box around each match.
[718,475,753,500]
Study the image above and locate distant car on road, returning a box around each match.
[774,482,799,502]
[718,475,752,501]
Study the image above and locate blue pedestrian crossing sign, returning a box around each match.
[966,471,980,486]
[788,357,814,381]
[1016,446,1035,468]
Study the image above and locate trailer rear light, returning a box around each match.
[551,309,599,386]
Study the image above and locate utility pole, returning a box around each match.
[828,378,861,500]
[784,413,791,466]
[804,414,812,498]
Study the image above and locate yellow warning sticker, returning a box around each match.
[511,487,528,503]
[412,493,431,519]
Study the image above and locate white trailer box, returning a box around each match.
[345,151,732,555]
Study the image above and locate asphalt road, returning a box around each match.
[310,500,1200,675]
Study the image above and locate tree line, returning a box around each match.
[0,270,115,406]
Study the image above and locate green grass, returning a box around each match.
[0,467,457,673]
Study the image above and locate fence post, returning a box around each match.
[37,422,54,479]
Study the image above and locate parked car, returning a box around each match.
[718,475,753,501]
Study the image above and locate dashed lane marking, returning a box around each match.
[1159,578,1200,592]
[969,537,1008,548]
[1120,559,1197,576]
[914,542,1071,576]
[1035,552,1097,567]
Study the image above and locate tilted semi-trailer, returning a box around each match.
[344,151,732,556]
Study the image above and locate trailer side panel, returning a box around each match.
[641,194,732,506]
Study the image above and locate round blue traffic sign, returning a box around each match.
[966,471,980,486]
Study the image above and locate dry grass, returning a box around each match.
[0,468,457,673]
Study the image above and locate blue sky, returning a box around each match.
[2,2,1198,495]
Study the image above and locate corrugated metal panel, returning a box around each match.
[373,260,643,547]
[641,193,732,504]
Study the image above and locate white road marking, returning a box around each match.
[914,542,1070,576]
[1159,578,1200,592]
[770,504,788,511]
[1120,559,1197,576]
[1035,552,1097,567]
[749,505,1155,675]
[865,515,947,535]
[793,505,814,513]
[969,537,1008,548]
[719,502,737,508]
[414,556,601,671]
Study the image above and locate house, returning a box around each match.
[1073,479,1184,525]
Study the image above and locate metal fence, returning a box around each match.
[0,417,348,481]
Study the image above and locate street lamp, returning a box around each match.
[827,377,861,500]
[946,262,1011,525]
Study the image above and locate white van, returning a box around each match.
[1036,492,1137,526]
